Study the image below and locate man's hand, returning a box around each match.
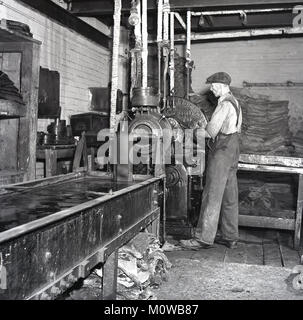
[194,127,211,139]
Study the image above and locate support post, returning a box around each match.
[157,0,163,105]
[110,0,122,130]
[186,10,191,99]
[162,0,170,110]
[102,250,119,300]
[130,0,142,98]
[142,0,148,87]
[295,174,303,249]
[169,11,175,98]
[45,149,57,177]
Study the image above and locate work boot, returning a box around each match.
[180,238,214,250]
[214,236,238,249]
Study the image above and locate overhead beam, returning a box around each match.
[17,0,110,48]
[70,0,303,16]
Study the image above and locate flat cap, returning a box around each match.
[206,72,231,85]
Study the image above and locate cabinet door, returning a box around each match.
[0,52,22,90]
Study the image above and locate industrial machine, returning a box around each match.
[127,88,207,238]
[121,0,208,238]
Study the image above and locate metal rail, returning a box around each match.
[0,173,165,299]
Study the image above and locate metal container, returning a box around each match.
[131,87,159,107]
[36,132,45,145]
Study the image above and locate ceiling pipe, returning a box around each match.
[190,8,293,16]
[172,26,303,42]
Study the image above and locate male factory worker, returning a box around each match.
[181,72,242,250]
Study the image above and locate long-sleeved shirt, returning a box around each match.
[206,92,242,139]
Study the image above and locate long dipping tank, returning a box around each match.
[0,171,165,300]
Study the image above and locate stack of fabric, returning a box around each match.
[189,91,217,121]
[292,130,303,157]
[174,53,194,99]
[231,87,292,155]
[0,71,24,104]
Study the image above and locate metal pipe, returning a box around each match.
[163,0,170,41]
[162,0,170,110]
[110,0,122,130]
[186,10,191,99]
[130,0,141,96]
[174,12,186,30]
[134,0,141,43]
[173,26,303,42]
[157,0,163,104]
[169,11,175,97]
[157,0,163,43]
[190,8,294,16]
[142,0,148,87]
[243,81,303,87]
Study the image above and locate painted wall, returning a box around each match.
[177,37,303,135]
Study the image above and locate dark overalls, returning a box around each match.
[195,96,241,245]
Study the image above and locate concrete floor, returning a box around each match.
[152,228,303,300]
[153,251,303,300]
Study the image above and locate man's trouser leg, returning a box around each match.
[195,144,235,244]
[219,167,239,241]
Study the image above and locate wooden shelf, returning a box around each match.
[239,153,303,168]
[238,163,303,174]
[238,156,303,249]
[0,99,26,118]
[239,215,295,231]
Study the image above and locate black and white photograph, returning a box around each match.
[1,0,303,305]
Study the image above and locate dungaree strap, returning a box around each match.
[222,94,240,127]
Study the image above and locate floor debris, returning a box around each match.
[117,232,172,300]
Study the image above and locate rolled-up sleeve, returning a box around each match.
[206,102,230,139]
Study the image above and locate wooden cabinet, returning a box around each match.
[0,19,41,185]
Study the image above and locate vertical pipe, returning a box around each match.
[162,0,170,110]
[131,0,141,93]
[169,12,175,97]
[162,176,167,243]
[142,0,148,87]
[186,10,191,100]
[134,0,142,42]
[157,0,163,103]
[157,0,163,43]
[163,0,169,41]
[110,0,122,130]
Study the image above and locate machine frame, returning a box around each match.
[0,170,165,300]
